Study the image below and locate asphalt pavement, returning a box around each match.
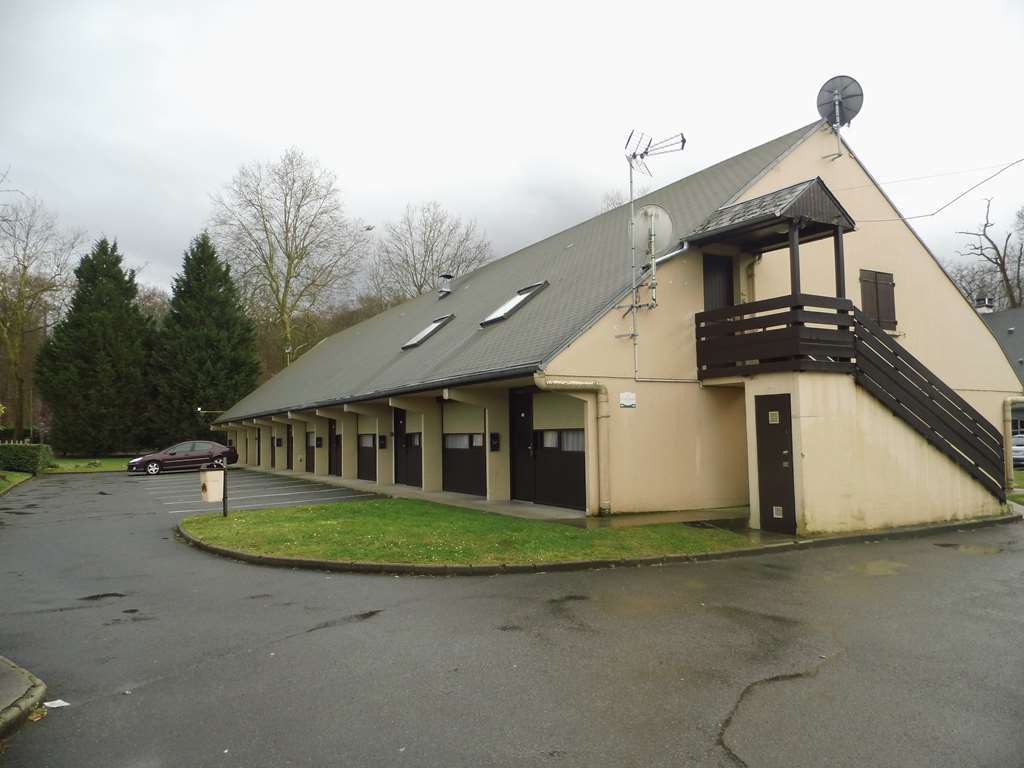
[1,471,1022,767]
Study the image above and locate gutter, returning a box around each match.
[1003,397,1024,490]
[533,373,611,515]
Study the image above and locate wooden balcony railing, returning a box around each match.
[695,293,856,380]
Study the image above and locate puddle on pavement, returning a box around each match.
[934,542,1004,555]
[78,592,126,601]
[849,559,908,576]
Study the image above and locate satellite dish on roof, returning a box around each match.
[817,75,863,159]
[817,75,863,127]
[633,204,674,257]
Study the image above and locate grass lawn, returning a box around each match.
[45,457,128,473]
[181,498,751,566]
[0,470,32,494]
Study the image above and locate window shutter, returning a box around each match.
[859,270,879,320]
[876,272,897,330]
[859,269,897,330]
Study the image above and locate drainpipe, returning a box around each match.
[1003,397,1024,490]
[534,373,612,515]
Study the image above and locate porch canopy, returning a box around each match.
[687,177,856,297]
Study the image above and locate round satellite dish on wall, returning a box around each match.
[816,75,864,127]
[633,204,674,256]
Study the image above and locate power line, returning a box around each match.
[858,157,1024,223]
[831,160,1021,192]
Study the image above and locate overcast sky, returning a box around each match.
[2,0,1023,292]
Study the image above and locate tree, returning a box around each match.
[152,234,259,444]
[0,197,82,438]
[952,199,1024,308]
[599,184,651,212]
[371,201,491,300]
[942,258,1009,310]
[35,239,149,454]
[136,283,172,327]
[211,148,371,368]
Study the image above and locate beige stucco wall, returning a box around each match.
[443,401,485,433]
[738,123,1022,426]
[545,248,749,513]
[403,412,423,433]
[357,414,375,434]
[533,393,584,429]
[745,372,1003,534]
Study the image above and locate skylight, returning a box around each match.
[480,281,548,326]
[402,314,454,350]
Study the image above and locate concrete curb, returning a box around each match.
[0,474,33,499]
[0,656,46,741]
[176,512,1022,577]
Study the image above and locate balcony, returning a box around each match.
[695,293,855,381]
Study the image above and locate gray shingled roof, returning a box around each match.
[217,121,822,423]
[983,308,1024,387]
[689,176,856,243]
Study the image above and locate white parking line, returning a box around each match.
[164,492,375,514]
[150,481,315,498]
[163,487,362,505]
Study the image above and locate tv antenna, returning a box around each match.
[623,130,685,332]
[816,75,863,159]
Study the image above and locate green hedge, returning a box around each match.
[0,443,56,474]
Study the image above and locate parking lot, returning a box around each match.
[2,472,1023,767]
[136,468,374,515]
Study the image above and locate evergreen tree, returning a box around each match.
[153,233,259,443]
[35,239,149,454]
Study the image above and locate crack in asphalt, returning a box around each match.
[716,625,847,767]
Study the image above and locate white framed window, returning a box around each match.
[411,433,421,447]
[471,433,484,448]
[541,430,559,449]
[358,434,375,448]
[480,281,548,326]
[402,314,454,350]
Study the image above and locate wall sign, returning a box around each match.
[619,391,637,409]
[768,410,780,425]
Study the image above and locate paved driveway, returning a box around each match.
[138,467,374,515]
[1,473,1023,767]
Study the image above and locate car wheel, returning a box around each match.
[145,461,161,476]
[212,456,226,468]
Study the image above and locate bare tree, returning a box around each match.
[136,283,172,326]
[372,202,491,300]
[599,184,651,213]
[211,149,371,365]
[955,199,1024,308]
[942,258,1008,310]
[0,197,82,437]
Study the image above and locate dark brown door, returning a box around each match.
[755,394,796,534]
[442,433,486,495]
[703,253,735,311]
[328,419,341,475]
[305,431,315,473]
[509,390,535,502]
[255,433,261,467]
[286,425,294,470]
[394,409,422,487]
[534,429,586,510]
[357,434,376,481]
[270,433,276,468]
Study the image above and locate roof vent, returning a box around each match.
[438,274,453,298]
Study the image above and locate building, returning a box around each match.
[216,120,1021,535]
[982,307,1024,435]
